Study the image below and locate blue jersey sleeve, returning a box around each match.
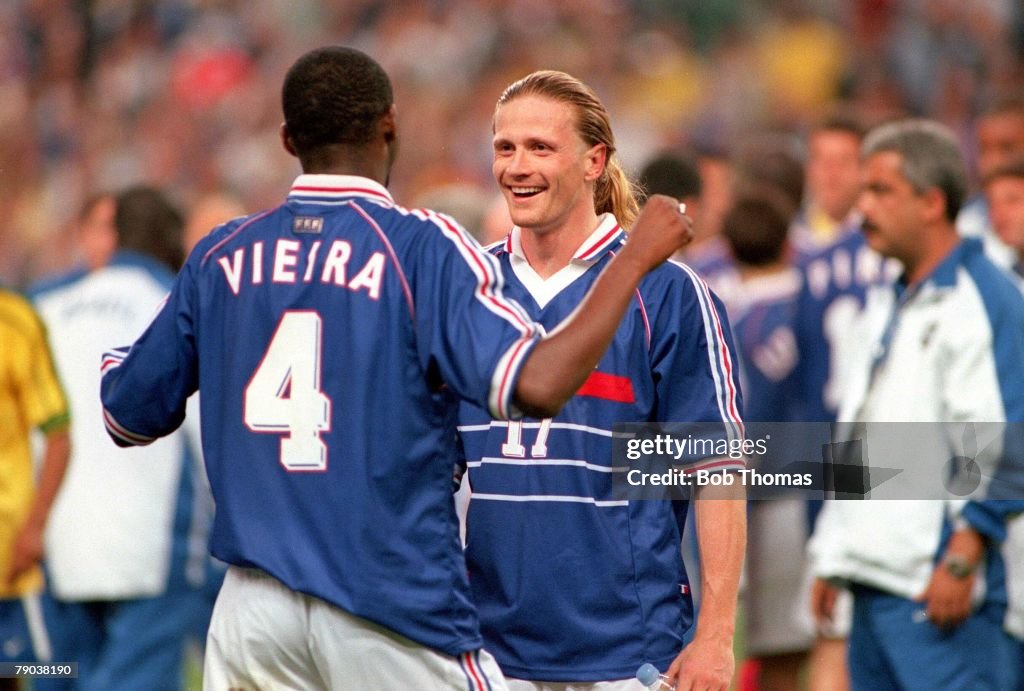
[410,210,540,420]
[101,256,199,446]
[650,264,745,468]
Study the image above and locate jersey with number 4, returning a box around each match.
[457,217,744,682]
[100,175,541,656]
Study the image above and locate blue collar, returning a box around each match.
[894,237,981,299]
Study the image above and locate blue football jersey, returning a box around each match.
[728,269,802,425]
[794,230,888,422]
[100,174,542,656]
[458,218,744,682]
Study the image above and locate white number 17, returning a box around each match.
[502,419,553,458]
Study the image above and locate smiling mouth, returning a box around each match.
[510,186,543,199]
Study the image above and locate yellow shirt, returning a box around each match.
[0,289,69,597]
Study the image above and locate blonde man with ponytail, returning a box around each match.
[492,71,642,231]
[456,69,746,691]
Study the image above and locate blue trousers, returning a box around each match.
[848,584,1016,691]
[34,588,207,691]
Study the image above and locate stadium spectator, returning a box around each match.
[31,186,209,691]
[457,69,745,691]
[809,119,1024,691]
[958,96,1024,268]
[791,110,869,252]
[98,46,692,689]
[0,288,70,684]
[4,3,1024,295]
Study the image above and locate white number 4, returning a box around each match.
[244,311,332,471]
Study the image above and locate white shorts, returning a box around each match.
[743,498,816,656]
[204,565,507,690]
[508,679,649,691]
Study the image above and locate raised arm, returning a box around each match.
[514,195,691,418]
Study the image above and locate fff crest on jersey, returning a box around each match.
[293,216,324,234]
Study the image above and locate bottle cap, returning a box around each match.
[636,663,661,687]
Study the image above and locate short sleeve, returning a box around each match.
[410,211,540,420]
[14,300,70,433]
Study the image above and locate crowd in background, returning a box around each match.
[1,0,1023,286]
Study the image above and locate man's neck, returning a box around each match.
[301,145,389,186]
[738,260,789,282]
[902,226,960,287]
[519,210,601,279]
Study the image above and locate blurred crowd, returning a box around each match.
[1,0,1022,287]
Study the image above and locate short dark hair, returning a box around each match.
[733,136,805,212]
[115,186,184,271]
[282,46,394,154]
[637,151,702,202]
[721,186,794,267]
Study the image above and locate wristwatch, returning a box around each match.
[943,553,976,580]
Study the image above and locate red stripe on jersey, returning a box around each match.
[577,371,635,404]
[432,213,534,336]
[577,224,621,260]
[703,284,744,430]
[635,288,651,350]
[102,408,153,445]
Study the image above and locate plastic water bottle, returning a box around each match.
[636,663,673,690]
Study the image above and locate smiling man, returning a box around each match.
[457,70,746,691]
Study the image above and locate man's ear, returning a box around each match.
[584,143,608,183]
[280,123,297,157]
[380,104,397,144]
[920,186,948,224]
